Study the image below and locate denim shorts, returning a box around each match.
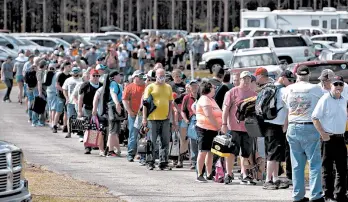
[179,120,188,128]
[16,75,24,83]
[67,103,77,119]
[55,97,66,113]
[46,93,57,111]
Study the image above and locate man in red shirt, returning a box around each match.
[221,71,257,185]
[122,70,146,162]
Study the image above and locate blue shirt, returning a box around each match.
[109,81,123,105]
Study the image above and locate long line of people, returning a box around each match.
[1,40,348,202]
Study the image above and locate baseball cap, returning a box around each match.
[132,70,144,78]
[240,71,252,78]
[250,75,256,82]
[189,80,198,85]
[90,69,99,75]
[331,76,344,84]
[281,70,296,81]
[296,65,310,76]
[318,69,335,81]
[53,50,59,56]
[146,70,156,80]
[79,44,85,48]
[109,70,119,78]
[254,67,268,77]
[71,66,81,74]
[97,56,105,61]
[96,64,107,71]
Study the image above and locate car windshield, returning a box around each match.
[333,53,344,60]
[6,35,25,45]
[232,53,277,68]
[328,43,339,48]
[18,38,35,46]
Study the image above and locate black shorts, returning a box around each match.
[194,53,202,62]
[264,122,286,161]
[229,130,252,158]
[196,126,218,152]
[109,120,121,135]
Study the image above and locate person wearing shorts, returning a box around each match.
[221,71,257,185]
[194,81,222,183]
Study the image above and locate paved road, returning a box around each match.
[0,89,296,202]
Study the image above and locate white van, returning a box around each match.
[311,34,348,48]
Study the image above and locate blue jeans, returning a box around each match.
[127,116,138,159]
[27,88,39,124]
[286,123,323,201]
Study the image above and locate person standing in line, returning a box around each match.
[122,70,146,162]
[191,35,204,70]
[1,56,13,102]
[35,60,49,126]
[166,38,175,71]
[142,68,174,171]
[52,61,71,133]
[221,71,257,185]
[84,46,98,66]
[14,53,28,104]
[46,63,58,129]
[283,66,324,202]
[312,76,347,202]
[154,35,166,67]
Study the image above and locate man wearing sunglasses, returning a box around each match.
[312,76,348,202]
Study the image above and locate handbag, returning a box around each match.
[187,116,198,140]
[30,96,47,114]
[169,131,180,160]
[84,116,102,148]
[137,138,152,154]
[211,133,234,157]
[108,104,128,121]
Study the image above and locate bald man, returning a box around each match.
[142,68,174,170]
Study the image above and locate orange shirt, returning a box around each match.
[196,95,222,131]
[122,83,146,114]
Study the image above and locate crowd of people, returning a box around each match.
[0,33,348,202]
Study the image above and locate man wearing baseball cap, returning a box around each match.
[62,66,83,138]
[221,71,257,185]
[254,67,274,91]
[317,69,335,93]
[122,70,146,162]
[283,65,324,202]
[312,75,347,202]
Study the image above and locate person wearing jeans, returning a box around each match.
[142,68,173,170]
[283,66,324,202]
[122,70,146,162]
[312,75,347,202]
[1,56,14,102]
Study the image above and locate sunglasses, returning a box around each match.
[333,82,344,87]
[92,74,100,78]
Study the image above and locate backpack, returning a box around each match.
[43,71,54,86]
[255,83,283,120]
[214,158,225,183]
[235,96,257,122]
[24,70,37,88]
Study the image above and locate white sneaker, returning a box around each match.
[79,138,83,142]
[99,151,106,157]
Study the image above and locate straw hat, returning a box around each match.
[15,53,28,62]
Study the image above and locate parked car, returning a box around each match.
[0,141,32,201]
[17,36,71,50]
[0,34,43,52]
[200,34,314,70]
[16,38,54,53]
[240,28,280,37]
[287,60,348,83]
[318,49,348,61]
[228,48,284,79]
[312,40,339,56]
[311,34,348,48]
[0,46,18,62]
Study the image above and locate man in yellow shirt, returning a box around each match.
[142,68,174,170]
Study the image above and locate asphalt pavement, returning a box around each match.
[0,89,296,202]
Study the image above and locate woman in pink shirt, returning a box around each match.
[195,81,222,183]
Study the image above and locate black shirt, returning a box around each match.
[166,43,175,58]
[210,78,229,109]
[79,81,103,110]
[170,81,186,105]
[57,72,71,99]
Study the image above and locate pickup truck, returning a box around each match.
[0,141,32,202]
[200,34,314,70]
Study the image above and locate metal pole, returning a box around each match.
[85,0,90,32]
[189,50,194,80]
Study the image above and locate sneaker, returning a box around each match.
[294,197,309,202]
[27,119,31,123]
[175,162,183,168]
[52,125,58,133]
[190,165,196,170]
[37,123,44,127]
[115,151,122,157]
[62,126,68,133]
[31,123,37,127]
[224,174,233,185]
[263,181,278,190]
[79,138,83,142]
[65,133,71,138]
[196,175,208,183]
[84,148,91,154]
[157,164,171,171]
[277,180,290,189]
[99,151,106,157]
[127,158,134,162]
[206,173,214,181]
[241,176,256,185]
[147,164,155,170]
[106,151,119,158]
[139,159,146,166]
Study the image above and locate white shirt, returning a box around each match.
[62,77,83,104]
[265,83,288,125]
[312,93,347,134]
[283,81,323,123]
[118,50,128,68]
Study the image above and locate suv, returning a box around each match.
[0,141,32,201]
[311,34,348,48]
[200,34,314,70]
[287,60,348,83]
[228,48,284,79]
